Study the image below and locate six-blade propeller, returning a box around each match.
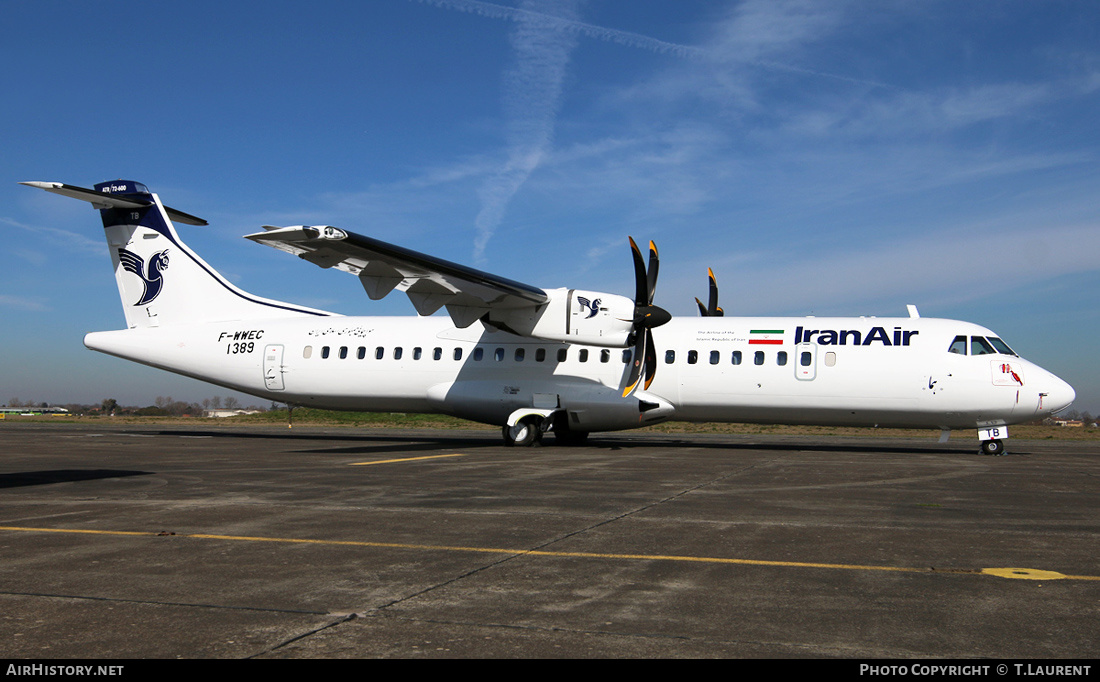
[622,237,671,397]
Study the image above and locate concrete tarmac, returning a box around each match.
[1,422,1097,659]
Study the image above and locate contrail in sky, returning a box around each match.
[412,0,891,259]
[413,0,704,59]
[411,0,891,87]
[469,0,583,262]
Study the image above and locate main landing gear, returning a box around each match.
[502,417,543,447]
[501,411,590,447]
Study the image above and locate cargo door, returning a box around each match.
[263,344,286,391]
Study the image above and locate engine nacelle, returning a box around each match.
[485,288,636,348]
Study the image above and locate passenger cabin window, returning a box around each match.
[393,347,403,360]
[687,350,698,365]
[357,346,366,360]
[515,348,525,361]
[473,348,484,361]
[454,348,463,361]
[433,347,442,360]
[339,346,348,359]
[754,351,764,366]
[536,348,546,362]
[948,335,967,355]
[322,346,330,359]
[600,349,610,363]
[303,346,312,359]
[557,349,567,362]
[494,348,505,362]
[413,347,422,360]
[665,350,675,364]
[579,349,589,362]
[622,350,632,364]
[777,351,787,366]
[731,350,742,365]
[800,351,812,367]
[709,351,720,365]
[376,347,384,360]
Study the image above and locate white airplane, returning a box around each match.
[22,180,1075,454]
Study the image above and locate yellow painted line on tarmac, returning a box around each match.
[1,525,1097,581]
[0,526,151,538]
[980,567,1099,581]
[349,453,465,466]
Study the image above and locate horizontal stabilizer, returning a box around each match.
[19,181,208,226]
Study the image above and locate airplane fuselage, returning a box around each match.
[84,314,1072,434]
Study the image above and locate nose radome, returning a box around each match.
[1044,373,1076,414]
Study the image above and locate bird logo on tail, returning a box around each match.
[118,248,170,305]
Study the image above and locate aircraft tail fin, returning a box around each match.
[21,180,333,328]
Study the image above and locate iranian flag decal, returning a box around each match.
[749,329,784,345]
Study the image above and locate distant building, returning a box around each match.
[0,406,69,415]
[203,409,261,418]
[1050,418,1084,427]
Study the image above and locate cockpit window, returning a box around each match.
[986,337,1017,356]
[949,334,1018,356]
[970,336,997,356]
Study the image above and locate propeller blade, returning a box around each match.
[708,267,723,316]
[622,330,647,397]
[646,240,659,305]
[698,268,724,316]
[629,237,648,306]
[644,328,657,390]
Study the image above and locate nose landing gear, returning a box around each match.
[980,439,1005,456]
[978,427,1007,456]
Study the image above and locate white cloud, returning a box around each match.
[0,295,49,312]
[0,216,103,256]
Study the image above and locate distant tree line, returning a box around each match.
[1057,409,1096,425]
[5,396,268,417]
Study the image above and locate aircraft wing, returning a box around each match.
[244,225,549,327]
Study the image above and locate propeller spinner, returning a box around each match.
[622,237,671,397]
[696,267,723,316]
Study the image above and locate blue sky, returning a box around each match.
[3,0,1098,414]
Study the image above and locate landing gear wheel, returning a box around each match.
[502,417,542,447]
[980,439,1005,456]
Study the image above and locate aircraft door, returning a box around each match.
[263,344,286,391]
[795,342,817,380]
